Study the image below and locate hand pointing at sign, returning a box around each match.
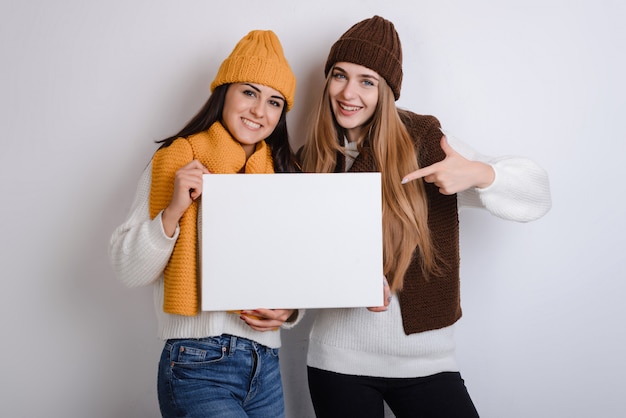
[401,135,495,194]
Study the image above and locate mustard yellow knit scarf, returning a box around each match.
[149,122,274,316]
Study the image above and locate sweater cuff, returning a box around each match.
[474,157,552,222]
[152,210,180,249]
[474,162,498,193]
[281,309,305,330]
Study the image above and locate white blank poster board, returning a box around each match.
[201,173,383,311]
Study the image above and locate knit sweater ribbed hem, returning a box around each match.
[307,298,458,378]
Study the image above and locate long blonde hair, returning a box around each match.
[301,75,438,291]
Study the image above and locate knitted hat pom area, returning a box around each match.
[210,30,297,111]
[325,15,403,101]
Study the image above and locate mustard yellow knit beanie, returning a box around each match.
[210,30,296,111]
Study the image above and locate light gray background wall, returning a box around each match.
[1,1,624,417]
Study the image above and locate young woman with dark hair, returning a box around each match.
[109,29,299,417]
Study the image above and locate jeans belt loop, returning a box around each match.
[228,335,237,356]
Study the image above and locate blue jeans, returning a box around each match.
[157,335,284,418]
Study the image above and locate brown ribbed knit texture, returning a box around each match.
[150,122,274,316]
[325,15,403,100]
[397,111,461,334]
[348,111,461,334]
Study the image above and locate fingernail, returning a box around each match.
[401,178,408,184]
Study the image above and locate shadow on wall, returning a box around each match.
[62,179,162,416]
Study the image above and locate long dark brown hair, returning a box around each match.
[156,84,297,173]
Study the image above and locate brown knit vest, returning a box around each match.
[347,110,461,335]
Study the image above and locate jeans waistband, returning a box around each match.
[165,334,274,356]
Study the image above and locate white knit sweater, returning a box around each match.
[307,134,552,377]
[108,162,301,348]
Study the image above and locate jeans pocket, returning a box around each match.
[170,339,226,369]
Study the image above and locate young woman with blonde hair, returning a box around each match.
[300,15,552,417]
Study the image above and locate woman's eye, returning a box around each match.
[363,79,375,87]
[243,89,256,97]
[269,100,283,108]
[332,72,346,80]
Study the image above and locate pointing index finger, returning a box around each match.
[401,164,435,184]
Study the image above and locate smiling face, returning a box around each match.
[222,82,286,158]
[328,61,380,143]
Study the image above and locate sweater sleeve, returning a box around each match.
[108,162,179,288]
[445,131,552,222]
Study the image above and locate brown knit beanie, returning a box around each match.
[211,30,296,111]
[325,16,403,100]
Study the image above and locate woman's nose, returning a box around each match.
[250,101,264,117]
[339,81,356,100]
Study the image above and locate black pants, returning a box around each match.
[307,367,479,418]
